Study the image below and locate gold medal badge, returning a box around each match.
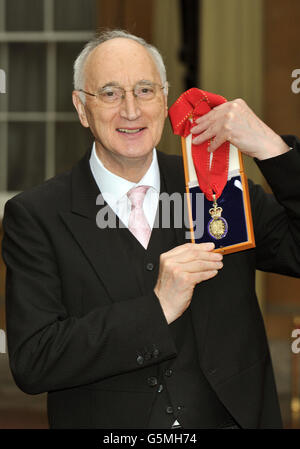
[208,194,228,240]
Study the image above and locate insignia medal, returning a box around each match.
[208,194,228,240]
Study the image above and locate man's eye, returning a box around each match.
[103,90,116,97]
[99,88,121,101]
[137,87,154,96]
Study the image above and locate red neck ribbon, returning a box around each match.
[168,88,229,201]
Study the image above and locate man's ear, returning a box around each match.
[163,93,168,119]
[72,91,89,128]
[164,83,169,118]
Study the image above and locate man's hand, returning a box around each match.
[154,242,223,324]
[190,98,290,160]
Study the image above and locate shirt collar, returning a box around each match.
[89,142,160,207]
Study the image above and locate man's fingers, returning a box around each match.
[177,259,223,273]
[160,242,214,259]
[192,127,217,145]
[177,249,223,265]
[190,270,219,283]
[190,117,211,135]
[160,242,223,265]
[196,242,215,251]
[207,134,229,153]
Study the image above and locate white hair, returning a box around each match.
[73,29,168,103]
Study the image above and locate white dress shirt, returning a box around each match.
[89,142,160,229]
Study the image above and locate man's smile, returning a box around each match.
[116,127,146,134]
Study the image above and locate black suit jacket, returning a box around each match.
[2,135,300,428]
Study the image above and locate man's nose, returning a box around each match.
[119,92,141,120]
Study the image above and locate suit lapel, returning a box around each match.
[59,150,139,301]
[157,151,186,245]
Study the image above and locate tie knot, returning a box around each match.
[127,185,150,208]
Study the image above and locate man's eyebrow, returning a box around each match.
[99,79,155,90]
[99,82,121,90]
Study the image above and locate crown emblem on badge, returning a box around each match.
[209,205,223,218]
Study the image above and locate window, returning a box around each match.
[0,0,97,212]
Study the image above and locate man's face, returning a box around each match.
[73,38,168,172]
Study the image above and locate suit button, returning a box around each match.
[147,376,158,387]
[164,369,173,377]
[152,348,160,358]
[144,352,151,361]
[146,262,154,271]
[157,384,164,393]
[208,368,217,375]
[166,406,173,414]
[137,355,144,365]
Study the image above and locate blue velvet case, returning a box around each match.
[189,175,249,249]
[180,134,255,254]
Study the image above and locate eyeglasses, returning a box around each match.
[78,81,165,106]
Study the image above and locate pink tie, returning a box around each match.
[127,185,151,249]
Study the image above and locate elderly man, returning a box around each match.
[2,30,300,429]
